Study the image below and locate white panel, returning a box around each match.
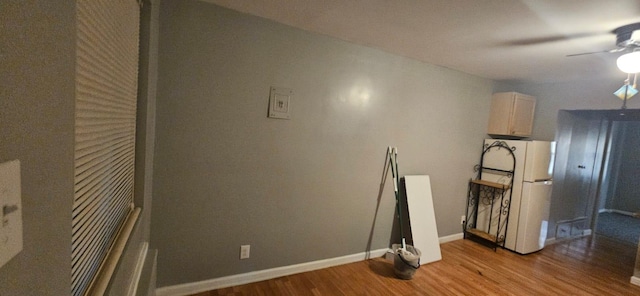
[516,181,552,254]
[403,175,441,264]
[0,160,23,268]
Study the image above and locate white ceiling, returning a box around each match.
[203,0,640,84]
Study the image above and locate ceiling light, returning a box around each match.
[617,51,640,73]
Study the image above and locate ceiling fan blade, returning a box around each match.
[502,32,603,47]
[566,48,625,57]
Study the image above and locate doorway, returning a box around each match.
[550,109,640,246]
[595,119,640,245]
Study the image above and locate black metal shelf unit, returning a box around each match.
[463,141,516,251]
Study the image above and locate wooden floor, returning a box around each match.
[192,235,640,295]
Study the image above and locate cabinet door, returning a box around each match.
[510,94,536,136]
[487,94,514,135]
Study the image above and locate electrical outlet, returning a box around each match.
[461,215,466,225]
[557,223,570,239]
[240,245,250,259]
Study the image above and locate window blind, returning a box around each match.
[73,1,140,295]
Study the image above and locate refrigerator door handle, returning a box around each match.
[532,179,553,183]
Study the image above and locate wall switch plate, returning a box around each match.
[240,245,250,259]
[0,160,23,268]
[267,87,292,120]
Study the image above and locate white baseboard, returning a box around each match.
[128,242,149,296]
[545,237,557,246]
[631,276,640,286]
[439,233,463,244]
[156,233,465,296]
[545,229,592,246]
[611,209,636,216]
[601,209,637,216]
[156,248,388,296]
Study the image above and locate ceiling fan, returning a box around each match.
[566,22,640,57]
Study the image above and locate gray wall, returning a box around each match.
[0,1,76,295]
[0,1,158,295]
[604,121,640,212]
[4,0,634,293]
[151,0,494,287]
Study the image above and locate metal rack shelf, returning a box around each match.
[463,141,516,251]
[470,179,511,190]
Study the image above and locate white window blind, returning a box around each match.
[73,1,140,295]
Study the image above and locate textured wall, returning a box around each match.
[0,1,76,295]
[151,0,494,287]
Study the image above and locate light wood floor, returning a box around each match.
[192,235,640,295]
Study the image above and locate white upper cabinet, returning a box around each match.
[487,92,536,138]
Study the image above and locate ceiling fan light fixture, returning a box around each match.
[616,51,640,73]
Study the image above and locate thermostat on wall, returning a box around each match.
[268,87,292,120]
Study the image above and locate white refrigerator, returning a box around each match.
[481,139,555,254]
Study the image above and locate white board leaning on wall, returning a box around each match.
[404,175,442,264]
